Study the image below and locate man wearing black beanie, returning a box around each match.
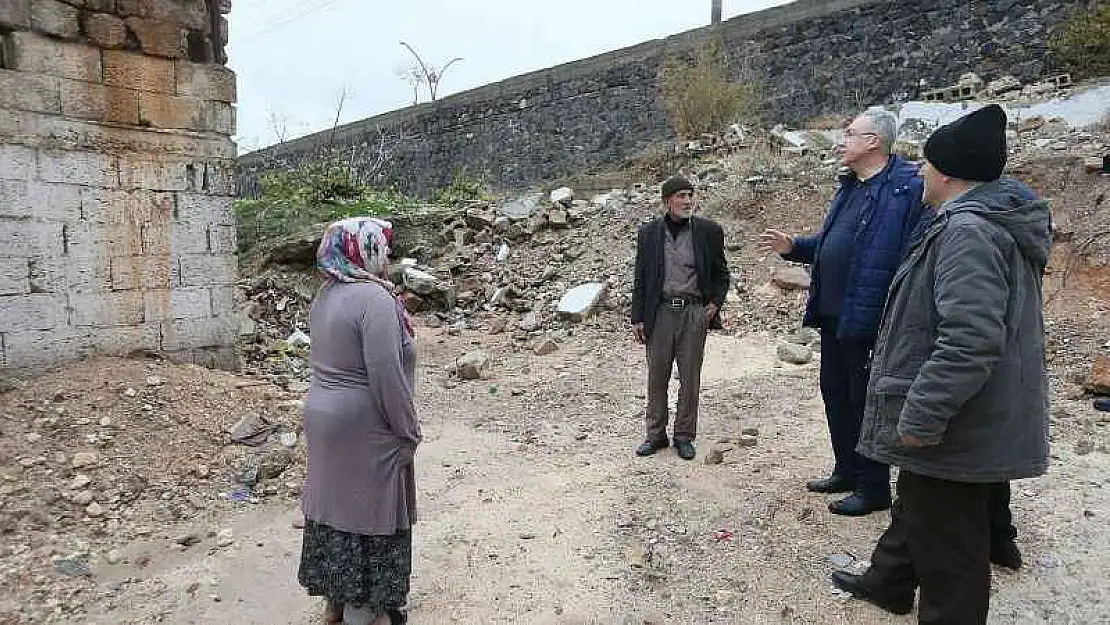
[631,176,730,460]
[832,104,1051,624]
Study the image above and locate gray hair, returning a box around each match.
[858,108,898,154]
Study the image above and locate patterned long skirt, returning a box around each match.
[297,519,412,613]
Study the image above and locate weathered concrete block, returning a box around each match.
[38,150,119,187]
[179,254,236,286]
[0,293,67,332]
[69,290,145,327]
[124,16,186,59]
[197,161,236,195]
[64,221,144,258]
[175,61,236,103]
[116,0,209,30]
[0,145,36,181]
[144,287,209,320]
[0,219,64,256]
[0,258,30,296]
[109,255,174,290]
[87,322,162,356]
[208,224,236,254]
[59,80,141,125]
[28,252,112,294]
[161,316,236,351]
[31,0,80,39]
[0,180,83,221]
[171,219,212,254]
[79,188,174,223]
[139,92,234,133]
[209,284,236,317]
[0,0,31,28]
[82,12,128,49]
[118,156,191,191]
[0,69,62,115]
[141,220,173,255]
[175,192,234,224]
[103,50,175,93]
[2,328,90,369]
[8,32,102,82]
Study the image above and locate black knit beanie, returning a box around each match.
[660,176,694,198]
[923,104,1008,182]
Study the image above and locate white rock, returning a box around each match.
[72,491,94,506]
[285,330,311,348]
[145,376,165,387]
[777,343,814,365]
[402,268,441,295]
[70,474,92,490]
[456,352,490,381]
[216,529,234,547]
[498,193,542,219]
[557,283,609,320]
[772,266,811,290]
[121,388,137,398]
[24,433,42,444]
[280,432,298,448]
[72,452,99,468]
[86,502,105,517]
[105,550,121,565]
[550,187,575,205]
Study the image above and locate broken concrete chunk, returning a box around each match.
[557,283,608,321]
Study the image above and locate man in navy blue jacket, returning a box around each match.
[760,109,926,516]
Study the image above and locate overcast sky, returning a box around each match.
[227,0,794,152]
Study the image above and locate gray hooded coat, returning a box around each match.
[856,178,1051,482]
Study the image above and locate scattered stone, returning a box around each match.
[498,193,543,219]
[25,432,43,444]
[772,266,811,290]
[557,283,608,321]
[145,376,165,387]
[520,311,541,332]
[285,331,311,348]
[787,327,820,346]
[195,465,211,479]
[1035,555,1062,569]
[550,187,575,205]
[72,491,94,506]
[279,432,298,448]
[704,447,725,465]
[99,416,112,427]
[547,208,569,228]
[402,267,442,296]
[533,339,558,356]
[53,556,92,577]
[737,434,758,447]
[216,529,235,547]
[104,550,122,565]
[777,343,814,365]
[1084,356,1110,395]
[828,553,855,570]
[1076,438,1096,456]
[175,532,202,547]
[86,502,105,517]
[72,452,100,468]
[70,474,92,490]
[121,387,138,398]
[741,427,759,437]
[456,351,490,380]
[259,449,294,480]
[229,413,275,447]
[1085,157,1106,174]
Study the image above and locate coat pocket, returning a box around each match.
[869,376,914,449]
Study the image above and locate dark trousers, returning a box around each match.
[866,471,993,625]
[989,481,1017,544]
[645,301,708,441]
[819,321,891,500]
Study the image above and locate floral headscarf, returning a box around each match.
[316,217,414,336]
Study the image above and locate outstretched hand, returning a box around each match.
[759,229,795,255]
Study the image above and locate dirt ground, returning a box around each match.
[9,326,1101,625]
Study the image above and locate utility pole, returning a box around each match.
[711,0,722,25]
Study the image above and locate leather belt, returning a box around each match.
[664,295,702,309]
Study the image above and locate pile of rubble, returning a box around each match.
[0,357,306,623]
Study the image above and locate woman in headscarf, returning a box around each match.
[297,217,420,625]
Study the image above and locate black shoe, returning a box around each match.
[829,493,892,516]
[806,475,856,494]
[636,438,669,457]
[991,539,1022,570]
[673,438,696,460]
[830,571,913,616]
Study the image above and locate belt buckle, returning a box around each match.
[668,297,686,309]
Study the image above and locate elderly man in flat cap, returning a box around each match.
[631,176,730,461]
[831,104,1051,624]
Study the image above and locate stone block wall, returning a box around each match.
[238,0,1088,197]
[0,0,240,372]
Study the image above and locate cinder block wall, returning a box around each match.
[0,0,240,372]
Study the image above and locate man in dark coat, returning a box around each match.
[831,104,1051,624]
[760,109,926,516]
[631,176,730,460]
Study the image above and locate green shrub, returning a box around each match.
[432,169,493,206]
[1049,5,1110,78]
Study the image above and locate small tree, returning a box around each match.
[398,41,463,102]
[1049,4,1110,78]
[659,38,764,138]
